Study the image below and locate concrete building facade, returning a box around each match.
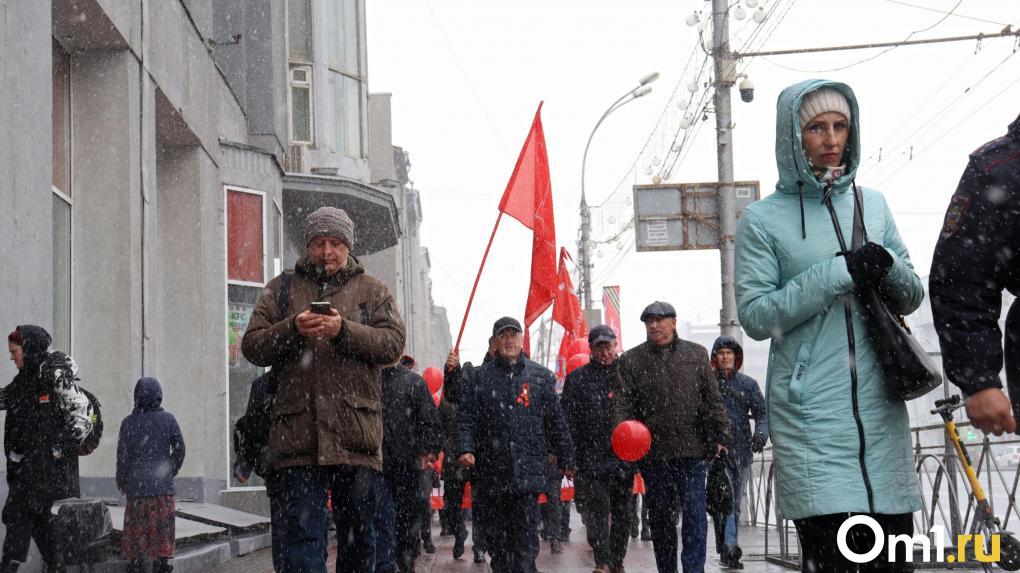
[0,0,451,521]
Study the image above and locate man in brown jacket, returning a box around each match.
[612,301,730,573]
[242,206,405,573]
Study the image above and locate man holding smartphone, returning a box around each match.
[242,206,406,573]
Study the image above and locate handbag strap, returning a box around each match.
[850,182,867,249]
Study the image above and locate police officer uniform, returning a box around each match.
[930,113,1020,414]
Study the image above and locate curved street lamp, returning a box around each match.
[578,72,659,310]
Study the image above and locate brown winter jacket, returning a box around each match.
[612,334,731,462]
[241,255,406,472]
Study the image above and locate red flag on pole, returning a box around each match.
[553,248,588,382]
[603,285,622,349]
[498,103,557,351]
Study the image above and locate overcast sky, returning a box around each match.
[366,0,1020,365]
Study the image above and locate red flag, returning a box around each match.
[603,285,622,349]
[499,103,557,344]
[553,248,588,381]
[552,248,587,337]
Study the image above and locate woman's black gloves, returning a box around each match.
[845,242,893,288]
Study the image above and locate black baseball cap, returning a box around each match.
[492,316,523,336]
[640,301,677,322]
[588,324,617,346]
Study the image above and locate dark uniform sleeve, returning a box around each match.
[560,371,580,445]
[930,155,1015,397]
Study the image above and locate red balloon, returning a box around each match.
[566,353,590,375]
[567,338,590,357]
[432,390,442,407]
[423,366,444,395]
[612,420,652,462]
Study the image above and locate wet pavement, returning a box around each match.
[210,510,797,572]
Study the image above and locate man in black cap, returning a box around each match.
[613,302,730,573]
[561,325,634,573]
[457,317,576,573]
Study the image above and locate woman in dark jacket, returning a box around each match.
[116,377,186,573]
[2,325,83,573]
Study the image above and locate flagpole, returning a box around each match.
[454,210,505,354]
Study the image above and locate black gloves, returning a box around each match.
[844,242,893,288]
[752,434,766,453]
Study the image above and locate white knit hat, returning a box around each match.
[798,87,851,128]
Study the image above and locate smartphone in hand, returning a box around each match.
[310,302,332,315]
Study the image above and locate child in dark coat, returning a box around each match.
[116,377,186,573]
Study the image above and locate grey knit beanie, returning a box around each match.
[304,206,355,248]
[798,87,851,129]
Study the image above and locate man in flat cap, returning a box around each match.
[457,317,575,573]
[612,302,730,573]
[242,206,406,572]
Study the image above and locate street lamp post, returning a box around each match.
[578,72,658,312]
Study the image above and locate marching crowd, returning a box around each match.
[1,79,1018,573]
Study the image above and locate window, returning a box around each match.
[225,187,268,488]
[52,39,72,354]
[289,66,313,144]
[324,0,363,158]
[329,71,361,157]
[326,0,359,74]
[226,188,266,285]
[287,0,313,62]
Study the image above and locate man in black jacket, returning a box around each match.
[931,113,1020,437]
[375,360,440,573]
[561,325,634,573]
[457,317,575,573]
[3,326,85,573]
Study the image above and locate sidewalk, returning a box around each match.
[210,511,793,573]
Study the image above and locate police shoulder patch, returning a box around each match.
[940,194,971,239]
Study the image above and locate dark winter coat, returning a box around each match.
[711,337,768,468]
[561,359,627,475]
[438,398,463,480]
[116,377,186,498]
[457,354,575,494]
[381,365,440,477]
[931,113,1020,414]
[612,333,731,463]
[3,325,81,500]
[241,255,406,472]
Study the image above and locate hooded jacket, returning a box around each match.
[710,337,767,468]
[116,377,186,498]
[734,79,924,519]
[241,255,406,472]
[3,325,82,499]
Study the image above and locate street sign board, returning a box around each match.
[633,181,760,252]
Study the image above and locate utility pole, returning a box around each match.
[579,199,594,311]
[712,0,741,342]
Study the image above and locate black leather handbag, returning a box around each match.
[824,184,943,401]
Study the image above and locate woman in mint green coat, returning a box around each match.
[735,80,923,572]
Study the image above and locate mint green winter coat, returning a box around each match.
[734,79,923,520]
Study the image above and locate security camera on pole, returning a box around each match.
[712,0,742,341]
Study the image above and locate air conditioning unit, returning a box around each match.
[288,144,307,174]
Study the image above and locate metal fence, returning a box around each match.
[749,425,1020,569]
